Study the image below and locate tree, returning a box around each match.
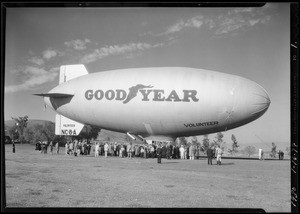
[244,146,256,157]
[22,122,57,143]
[270,142,277,158]
[43,122,56,141]
[214,132,226,151]
[8,125,19,141]
[178,137,187,146]
[228,134,239,156]
[285,146,290,156]
[23,126,35,143]
[32,124,49,142]
[202,135,210,152]
[75,125,101,141]
[11,115,29,143]
[191,136,200,147]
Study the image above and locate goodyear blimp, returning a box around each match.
[35,64,270,142]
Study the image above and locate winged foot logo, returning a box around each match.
[123,84,153,104]
[85,84,199,103]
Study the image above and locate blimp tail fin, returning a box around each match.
[59,64,88,84]
[55,114,84,136]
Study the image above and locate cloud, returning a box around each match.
[42,48,58,60]
[80,42,163,64]
[28,56,45,66]
[5,66,59,93]
[6,40,164,93]
[64,38,91,50]
[161,16,204,35]
[154,4,273,38]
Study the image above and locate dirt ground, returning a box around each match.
[4,144,291,212]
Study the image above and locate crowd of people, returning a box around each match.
[35,141,60,154]
[93,141,205,160]
[34,139,286,164]
[34,139,226,163]
[64,139,92,156]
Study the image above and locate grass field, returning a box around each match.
[4,144,291,212]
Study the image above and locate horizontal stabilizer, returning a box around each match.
[33,93,74,98]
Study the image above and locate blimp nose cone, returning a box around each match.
[251,84,271,115]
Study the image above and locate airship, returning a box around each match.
[35,64,270,142]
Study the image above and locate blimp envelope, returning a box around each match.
[55,114,84,136]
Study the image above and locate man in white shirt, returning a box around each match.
[104,143,109,158]
[215,145,223,165]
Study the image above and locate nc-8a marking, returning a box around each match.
[61,129,77,135]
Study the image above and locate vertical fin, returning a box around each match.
[55,114,84,136]
[59,64,88,84]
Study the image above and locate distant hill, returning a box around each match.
[4,119,142,144]
[4,119,54,129]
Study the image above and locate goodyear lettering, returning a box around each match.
[85,84,199,104]
[184,121,219,128]
[115,90,126,100]
[61,129,77,135]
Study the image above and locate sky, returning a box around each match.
[4,3,291,150]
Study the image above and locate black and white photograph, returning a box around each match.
[2,2,296,212]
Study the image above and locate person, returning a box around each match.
[195,145,200,159]
[258,148,263,160]
[174,145,179,159]
[95,142,99,157]
[12,141,15,153]
[127,143,132,159]
[100,143,104,156]
[83,141,88,155]
[162,144,166,159]
[49,141,54,155]
[156,144,162,164]
[135,145,140,157]
[179,145,185,159]
[76,142,81,156]
[166,143,171,160]
[215,145,223,165]
[69,141,73,155]
[87,143,91,155]
[44,141,48,154]
[144,146,148,159]
[278,150,284,160]
[73,142,77,156]
[36,141,41,151]
[55,142,59,154]
[150,145,155,158]
[140,146,144,158]
[186,145,190,160]
[207,147,214,165]
[121,145,125,158]
[41,141,45,154]
[189,145,193,160]
[114,142,118,156]
[65,142,69,155]
[190,144,195,160]
[104,142,109,158]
